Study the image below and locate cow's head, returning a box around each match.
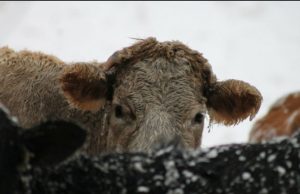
[60,38,262,153]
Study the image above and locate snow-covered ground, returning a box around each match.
[1,1,300,147]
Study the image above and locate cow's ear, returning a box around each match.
[22,121,86,166]
[205,79,262,125]
[59,63,108,111]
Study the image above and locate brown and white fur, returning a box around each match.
[249,92,300,143]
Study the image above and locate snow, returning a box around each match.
[238,155,246,161]
[286,161,292,168]
[276,166,286,176]
[1,2,300,147]
[267,154,277,162]
[137,186,150,193]
[167,188,184,194]
[242,172,252,180]
[206,149,218,158]
[259,152,266,159]
[164,160,180,186]
[133,161,146,173]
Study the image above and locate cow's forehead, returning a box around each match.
[110,38,217,101]
[113,58,206,117]
[115,57,203,92]
[109,37,210,70]
[129,58,196,79]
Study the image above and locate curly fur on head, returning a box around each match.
[105,37,217,88]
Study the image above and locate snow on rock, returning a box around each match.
[1,105,300,194]
[137,186,150,193]
[26,131,300,194]
[242,172,252,180]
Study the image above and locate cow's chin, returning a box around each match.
[125,137,190,153]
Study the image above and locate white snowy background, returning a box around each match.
[1,1,300,147]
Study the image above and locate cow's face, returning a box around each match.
[60,38,262,153]
[107,58,206,152]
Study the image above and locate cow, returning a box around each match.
[0,37,262,154]
[0,105,299,194]
[0,103,87,194]
[249,92,300,143]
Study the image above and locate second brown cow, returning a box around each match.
[249,92,300,143]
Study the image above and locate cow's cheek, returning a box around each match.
[107,123,137,152]
[106,123,123,151]
[115,126,138,151]
[192,128,203,148]
[184,126,203,149]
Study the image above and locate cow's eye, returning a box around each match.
[115,105,123,118]
[193,112,204,124]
